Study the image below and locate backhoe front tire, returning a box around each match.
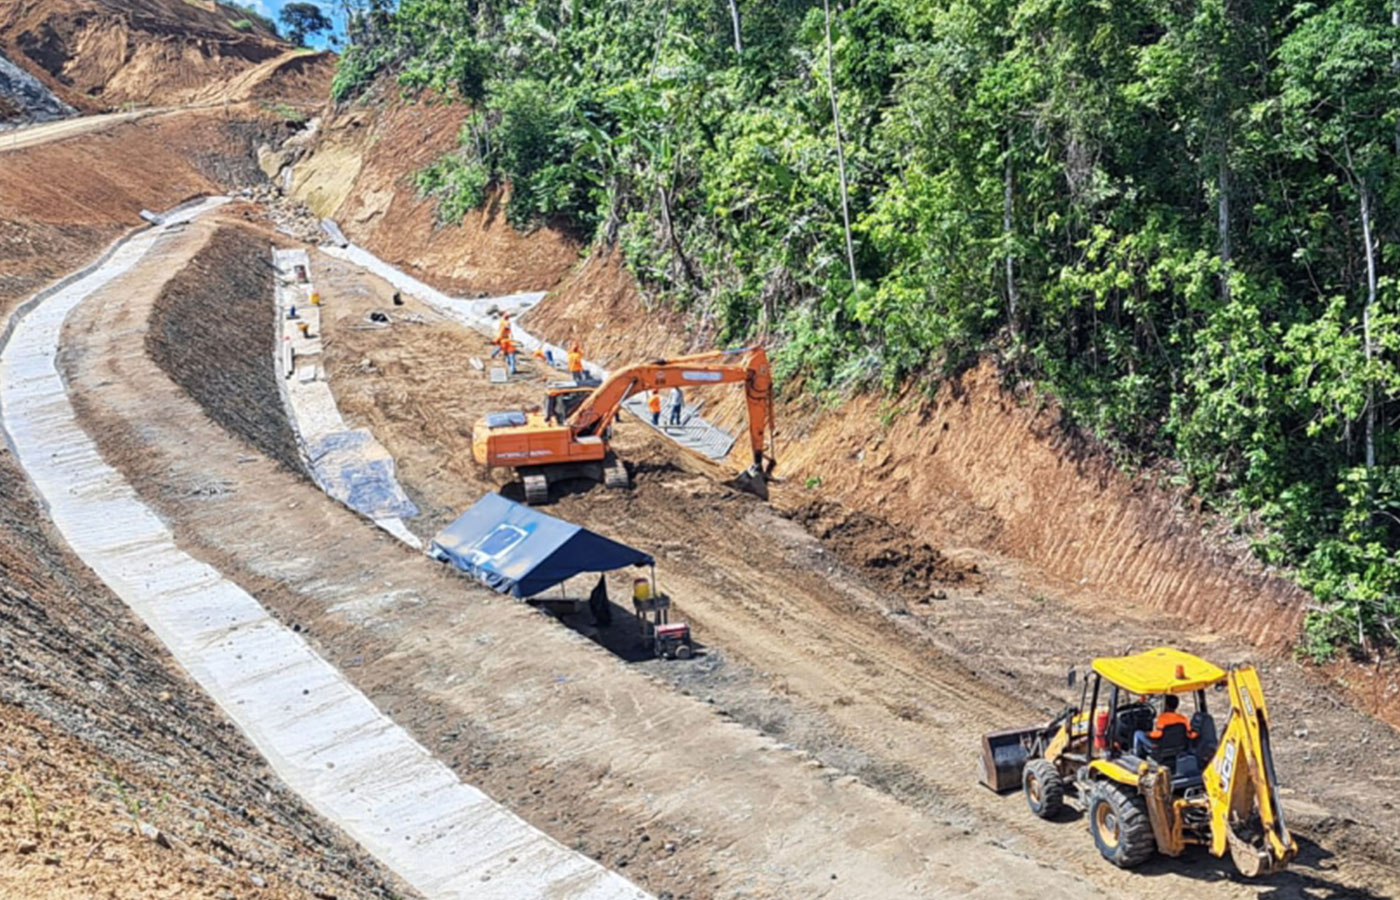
[1022,759,1064,819]
[1087,782,1154,868]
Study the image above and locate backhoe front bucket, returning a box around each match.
[729,464,769,501]
[980,726,1038,792]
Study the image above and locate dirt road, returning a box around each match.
[0,50,325,155]
[302,246,1400,899]
[52,212,1123,899]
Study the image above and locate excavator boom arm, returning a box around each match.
[569,347,775,464]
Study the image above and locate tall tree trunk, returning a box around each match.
[1217,146,1232,303]
[727,0,743,55]
[1359,181,1378,470]
[822,0,858,285]
[659,185,703,291]
[650,0,672,80]
[1003,136,1017,332]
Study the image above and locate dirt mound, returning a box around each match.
[790,500,981,597]
[0,0,296,112]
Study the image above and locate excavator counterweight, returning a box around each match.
[472,347,776,504]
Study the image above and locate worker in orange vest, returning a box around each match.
[647,390,662,426]
[491,313,512,358]
[567,340,585,382]
[1132,693,1198,757]
[500,336,519,375]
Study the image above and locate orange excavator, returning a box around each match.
[472,347,776,504]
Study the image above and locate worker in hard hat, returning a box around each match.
[491,313,512,358]
[567,340,585,383]
[648,390,662,426]
[500,335,519,375]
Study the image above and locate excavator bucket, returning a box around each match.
[729,464,769,500]
[979,726,1038,792]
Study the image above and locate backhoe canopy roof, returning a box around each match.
[1092,646,1227,694]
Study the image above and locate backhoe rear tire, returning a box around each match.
[1022,759,1064,820]
[1087,782,1155,868]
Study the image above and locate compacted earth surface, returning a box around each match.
[6,78,1400,898]
[47,219,1398,898]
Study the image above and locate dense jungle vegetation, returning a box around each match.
[331,0,1399,658]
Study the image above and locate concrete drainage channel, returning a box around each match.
[272,247,422,548]
[0,199,651,900]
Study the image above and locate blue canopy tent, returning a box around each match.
[429,493,653,598]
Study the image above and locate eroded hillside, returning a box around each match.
[0,0,305,114]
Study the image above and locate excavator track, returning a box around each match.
[523,473,549,505]
[603,457,630,490]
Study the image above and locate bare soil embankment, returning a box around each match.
[528,262,1315,647]
[146,221,305,473]
[0,113,409,900]
[285,93,578,296]
[0,0,299,113]
[0,108,297,310]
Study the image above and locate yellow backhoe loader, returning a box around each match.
[980,647,1297,876]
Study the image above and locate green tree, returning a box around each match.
[279,2,333,47]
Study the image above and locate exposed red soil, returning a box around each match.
[0,108,296,309]
[0,0,295,113]
[290,92,579,296]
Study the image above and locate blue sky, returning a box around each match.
[248,0,346,48]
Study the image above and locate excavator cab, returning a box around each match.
[982,647,1297,876]
[543,382,594,425]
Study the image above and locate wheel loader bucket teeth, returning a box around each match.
[980,726,1038,792]
[729,465,769,501]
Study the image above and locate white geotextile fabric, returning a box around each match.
[0,201,650,900]
[272,248,421,546]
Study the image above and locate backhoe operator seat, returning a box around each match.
[1141,722,1207,792]
[1146,722,1190,768]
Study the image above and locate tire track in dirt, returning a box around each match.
[55,214,1103,900]
[305,250,1400,900]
